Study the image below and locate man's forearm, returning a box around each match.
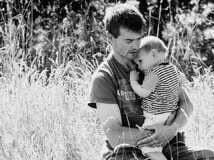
[170,89,193,132]
[105,125,152,148]
[170,108,189,132]
[97,103,152,148]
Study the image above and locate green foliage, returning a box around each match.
[0,54,213,160]
[162,0,214,80]
[0,0,213,80]
[0,0,107,78]
[0,1,214,158]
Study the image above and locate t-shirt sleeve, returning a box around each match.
[87,71,117,108]
[141,72,159,92]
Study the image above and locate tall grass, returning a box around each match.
[0,59,104,160]
[0,1,213,159]
[184,68,214,150]
[0,57,214,160]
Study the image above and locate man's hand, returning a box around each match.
[136,124,177,148]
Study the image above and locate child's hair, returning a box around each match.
[103,3,147,38]
[139,36,168,55]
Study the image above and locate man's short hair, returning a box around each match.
[104,3,147,38]
[139,36,168,54]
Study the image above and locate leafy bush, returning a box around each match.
[162,0,214,80]
[0,1,214,158]
[0,0,213,80]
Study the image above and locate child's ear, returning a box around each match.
[151,49,158,58]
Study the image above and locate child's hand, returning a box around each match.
[130,70,139,82]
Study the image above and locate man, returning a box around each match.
[88,3,214,160]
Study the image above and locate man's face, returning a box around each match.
[111,27,143,61]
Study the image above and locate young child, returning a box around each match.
[130,36,185,160]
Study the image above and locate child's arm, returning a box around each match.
[130,70,159,98]
[130,79,151,97]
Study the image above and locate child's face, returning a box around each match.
[135,49,156,70]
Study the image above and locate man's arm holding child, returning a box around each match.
[97,102,152,148]
[90,72,152,148]
[136,87,193,147]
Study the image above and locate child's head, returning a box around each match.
[135,36,168,70]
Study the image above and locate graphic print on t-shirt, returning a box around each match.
[117,78,142,115]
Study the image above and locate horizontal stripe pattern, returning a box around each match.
[142,63,180,115]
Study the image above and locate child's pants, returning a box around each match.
[141,112,171,154]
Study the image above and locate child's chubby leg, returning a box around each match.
[146,152,167,160]
[137,112,171,160]
[140,146,167,160]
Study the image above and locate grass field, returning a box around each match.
[0,64,104,160]
[0,1,213,159]
[0,60,214,160]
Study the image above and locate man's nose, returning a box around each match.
[131,39,141,50]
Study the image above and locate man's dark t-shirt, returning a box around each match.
[88,53,145,128]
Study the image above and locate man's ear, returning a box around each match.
[106,32,113,45]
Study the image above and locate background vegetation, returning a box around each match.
[0,0,214,159]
